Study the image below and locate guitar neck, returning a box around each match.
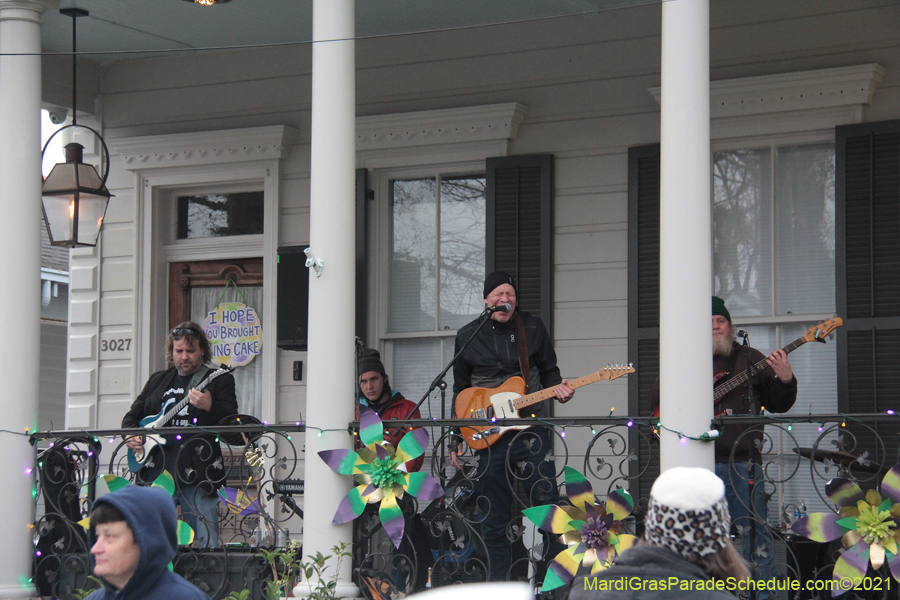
[714,337,805,399]
[512,371,604,411]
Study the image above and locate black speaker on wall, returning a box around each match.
[277,246,310,351]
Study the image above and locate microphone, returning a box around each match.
[736,329,750,339]
[487,303,512,314]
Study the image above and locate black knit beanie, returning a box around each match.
[357,349,386,376]
[483,270,517,299]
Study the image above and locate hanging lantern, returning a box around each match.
[41,8,113,248]
[41,143,111,247]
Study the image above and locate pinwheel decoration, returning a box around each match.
[78,471,194,545]
[318,405,443,548]
[791,464,900,595]
[523,466,637,591]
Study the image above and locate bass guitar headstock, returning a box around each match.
[600,363,635,380]
[802,317,843,343]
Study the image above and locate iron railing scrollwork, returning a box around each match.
[31,415,900,600]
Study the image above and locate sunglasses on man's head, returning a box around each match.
[171,327,200,337]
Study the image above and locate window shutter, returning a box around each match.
[627,144,661,513]
[356,168,370,342]
[486,155,554,333]
[836,121,900,458]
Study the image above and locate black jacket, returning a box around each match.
[649,341,797,461]
[123,366,238,494]
[569,545,740,600]
[452,310,562,419]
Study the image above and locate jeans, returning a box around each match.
[175,483,221,548]
[474,428,561,582]
[716,461,776,598]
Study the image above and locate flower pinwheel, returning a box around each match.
[318,405,443,548]
[523,466,637,591]
[792,464,900,595]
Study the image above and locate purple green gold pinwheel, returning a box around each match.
[791,463,900,595]
[523,466,637,591]
[318,405,443,548]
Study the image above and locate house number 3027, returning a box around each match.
[101,338,132,352]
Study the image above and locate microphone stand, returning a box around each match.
[403,307,498,420]
[403,308,497,585]
[741,331,760,598]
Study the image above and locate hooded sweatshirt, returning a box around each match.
[85,486,208,600]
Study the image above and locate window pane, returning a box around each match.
[390,179,437,333]
[775,144,836,315]
[390,337,456,421]
[439,176,486,330]
[713,150,773,316]
[177,191,264,239]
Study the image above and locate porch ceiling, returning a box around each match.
[41,0,654,65]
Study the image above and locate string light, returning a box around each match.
[560,427,566,438]
[626,420,633,427]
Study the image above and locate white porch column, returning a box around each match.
[298,0,359,598]
[0,0,56,597]
[658,0,713,472]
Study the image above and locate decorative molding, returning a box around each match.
[649,64,885,119]
[113,125,298,170]
[356,102,528,151]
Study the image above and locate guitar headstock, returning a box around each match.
[801,317,843,343]
[600,363,635,380]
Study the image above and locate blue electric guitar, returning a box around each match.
[126,365,234,472]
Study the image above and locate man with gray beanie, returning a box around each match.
[451,270,573,582]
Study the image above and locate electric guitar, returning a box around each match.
[650,317,843,436]
[455,364,634,450]
[126,365,234,473]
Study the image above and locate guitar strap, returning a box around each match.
[186,365,211,395]
[514,314,531,392]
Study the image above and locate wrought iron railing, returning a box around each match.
[30,414,900,600]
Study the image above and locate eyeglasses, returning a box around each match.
[171,327,200,338]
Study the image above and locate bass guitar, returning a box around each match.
[127,365,234,472]
[650,317,843,436]
[455,364,634,450]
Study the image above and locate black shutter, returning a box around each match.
[627,144,660,514]
[356,168,370,343]
[836,120,900,459]
[486,155,554,333]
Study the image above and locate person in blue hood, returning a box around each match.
[86,486,208,600]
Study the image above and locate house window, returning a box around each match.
[712,141,837,410]
[389,175,487,333]
[384,174,486,410]
[176,191,264,239]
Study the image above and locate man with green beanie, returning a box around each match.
[650,296,796,597]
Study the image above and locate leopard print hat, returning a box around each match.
[644,467,731,558]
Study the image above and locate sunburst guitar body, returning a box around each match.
[455,364,634,450]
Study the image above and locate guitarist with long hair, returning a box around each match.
[122,322,237,548]
[649,297,796,598]
[451,271,573,582]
